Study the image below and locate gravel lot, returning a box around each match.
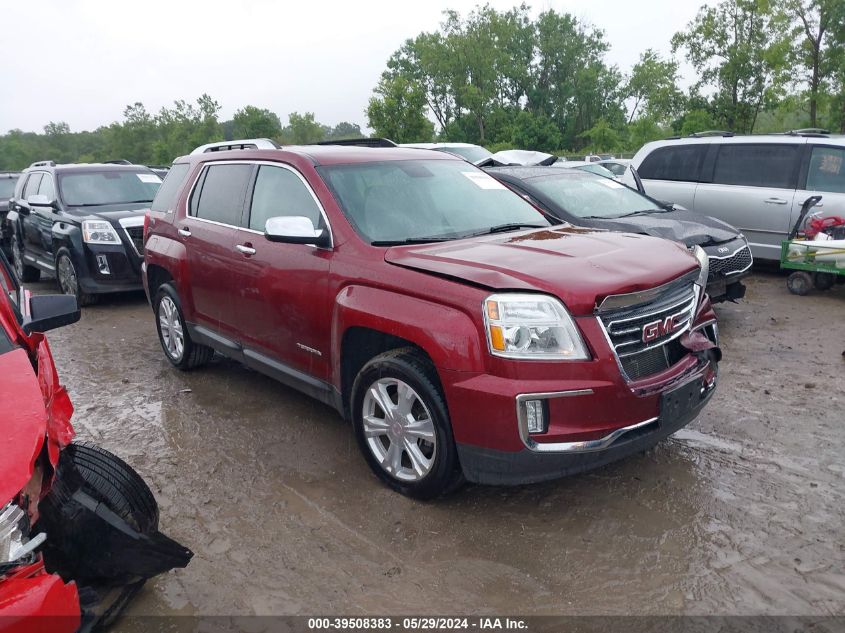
[31,271,845,618]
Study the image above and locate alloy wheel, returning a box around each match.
[12,240,24,279]
[158,296,185,361]
[57,255,78,296]
[361,378,437,482]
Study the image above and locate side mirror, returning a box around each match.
[22,294,80,334]
[264,216,330,248]
[28,194,58,209]
[628,166,646,195]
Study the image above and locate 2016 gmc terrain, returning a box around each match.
[142,139,720,498]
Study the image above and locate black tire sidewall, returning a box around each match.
[154,283,192,367]
[351,352,459,499]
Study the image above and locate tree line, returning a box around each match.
[367,0,845,151]
[1,0,843,170]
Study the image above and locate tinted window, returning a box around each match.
[58,170,161,206]
[37,174,55,200]
[23,173,43,199]
[320,160,547,244]
[638,145,706,182]
[191,164,252,225]
[713,144,801,189]
[806,146,845,194]
[248,166,321,231]
[151,163,190,213]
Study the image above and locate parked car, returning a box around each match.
[559,161,620,180]
[585,153,615,163]
[486,166,752,302]
[399,142,493,164]
[0,172,21,257]
[143,140,720,499]
[595,158,631,177]
[625,131,845,261]
[6,161,162,305]
[0,251,191,631]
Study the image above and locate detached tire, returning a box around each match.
[351,348,464,499]
[154,283,214,370]
[787,271,812,296]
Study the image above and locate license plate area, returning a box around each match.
[659,376,702,424]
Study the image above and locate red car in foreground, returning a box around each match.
[0,253,191,632]
[143,140,720,499]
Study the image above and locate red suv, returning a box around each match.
[143,139,720,498]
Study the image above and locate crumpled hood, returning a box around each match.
[0,348,48,504]
[384,227,699,315]
[584,209,740,247]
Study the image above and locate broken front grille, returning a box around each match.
[597,275,698,381]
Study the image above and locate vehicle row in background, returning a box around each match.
[0,171,21,257]
[5,161,161,305]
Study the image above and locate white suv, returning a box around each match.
[625,131,845,261]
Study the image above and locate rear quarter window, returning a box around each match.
[151,163,190,213]
[806,146,845,194]
[638,145,706,182]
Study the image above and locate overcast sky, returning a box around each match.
[2,0,704,134]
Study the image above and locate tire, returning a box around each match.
[65,442,158,630]
[787,271,812,296]
[154,283,214,370]
[11,236,40,283]
[56,248,98,306]
[351,348,464,499]
[813,272,836,291]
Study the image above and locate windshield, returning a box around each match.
[574,164,616,179]
[58,170,162,206]
[320,160,548,244]
[601,162,628,176]
[531,174,663,219]
[0,178,18,198]
[435,146,493,163]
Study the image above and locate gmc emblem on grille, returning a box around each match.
[642,315,681,343]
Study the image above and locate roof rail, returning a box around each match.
[29,160,56,168]
[104,159,133,165]
[314,137,397,148]
[786,128,830,137]
[688,130,734,138]
[190,138,281,155]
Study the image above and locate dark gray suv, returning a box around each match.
[0,172,21,257]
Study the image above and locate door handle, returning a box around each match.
[764,198,788,205]
[178,227,191,237]
[235,244,256,256]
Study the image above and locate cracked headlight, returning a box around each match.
[82,220,121,244]
[1,501,45,566]
[484,293,589,360]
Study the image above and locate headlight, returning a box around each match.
[692,245,709,289]
[484,293,589,360]
[82,220,121,244]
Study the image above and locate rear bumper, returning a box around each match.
[457,360,716,485]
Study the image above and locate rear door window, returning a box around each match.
[190,163,252,226]
[247,165,322,232]
[151,163,190,213]
[712,144,801,189]
[638,145,706,182]
[806,146,845,194]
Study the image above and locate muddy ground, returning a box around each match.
[31,271,844,618]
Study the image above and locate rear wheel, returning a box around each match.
[11,237,40,283]
[56,249,98,306]
[787,271,812,296]
[351,348,463,499]
[813,272,836,291]
[154,283,214,370]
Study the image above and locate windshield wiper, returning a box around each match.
[609,209,665,218]
[476,223,547,236]
[371,236,456,246]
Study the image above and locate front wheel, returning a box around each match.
[154,283,214,370]
[351,348,463,499]
[56,249,98,306]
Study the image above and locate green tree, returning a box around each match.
[679,108,717,136]
[232,106,282,139]
[578,118,622,153]
[627,117,666,151]
[325,122,363,140]
[282,112,327,144]
[366,75,434,143]
[672,0,792,133]
[510,111,561,152]
[625,50,685,123]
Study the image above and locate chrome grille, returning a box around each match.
[708,245,752,279]
[124,226,144,256]
[598,277,698,380]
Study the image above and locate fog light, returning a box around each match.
[96,254,110,275]
[525,399,546,434]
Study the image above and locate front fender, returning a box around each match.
[332,285,485,384]
[144,234,192,312]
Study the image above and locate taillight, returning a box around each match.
[143,211,151,243]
